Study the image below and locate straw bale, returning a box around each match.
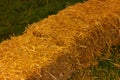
[0,0,120,80]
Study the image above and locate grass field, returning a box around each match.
[0,0,84,42]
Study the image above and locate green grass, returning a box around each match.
[0,0,84,42]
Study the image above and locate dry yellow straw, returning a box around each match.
[0,0,120,80]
